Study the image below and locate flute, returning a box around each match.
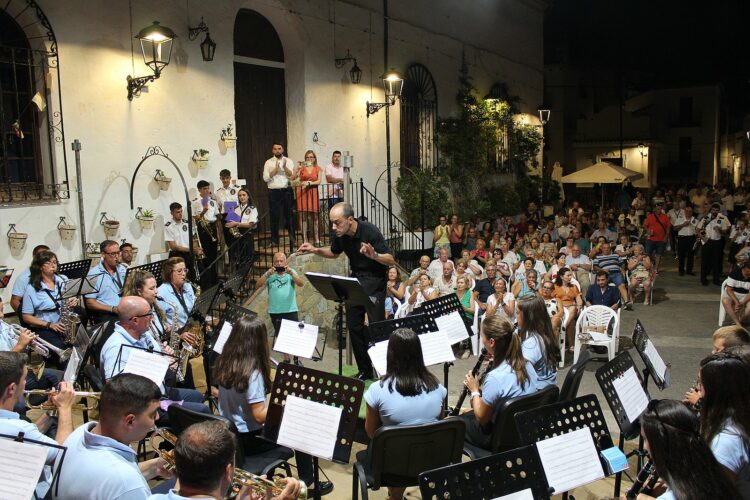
[450,348,488,417]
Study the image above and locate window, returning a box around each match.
[0,2,67,204]
[400,64,437,170]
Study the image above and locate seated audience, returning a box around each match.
[627,244,654,305]
[433,261,456,297]
[585,271,621,310]
[554,267,582,352]
[384,266,406,318]
[592,241,630,307]
[565,245,592,295]
[407,274,439,313]
[516,295,560,388]
[473,263,500,313]
[485,277,516,322]
[721,261,750,327]
[427,248,454,282]
[455,275,476,321]
[512,269,539,299]
[406,255,431,287]
[540,279,564,335]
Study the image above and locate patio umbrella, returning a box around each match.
[560,161,644,209]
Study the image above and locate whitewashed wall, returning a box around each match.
[0,0,543,309]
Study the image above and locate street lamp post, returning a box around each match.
[537,106,550,209]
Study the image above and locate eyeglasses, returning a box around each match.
[173,268,187,274]
[542,286,554,290]
[104,251,121,257]
[130,312,152,321]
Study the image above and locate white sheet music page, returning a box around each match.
[305,272,360,283]
[612,366,650,423]
[122,349,170,388]
[367,339,389,376]
[63,347,81,383]
[277,395,342,460]
[435,311,470,344]
[212,321,233,354]
[535,427,604,494]
[491,489,534,500]
[0,438,49,500]
[273,320,319,359]
[644,340,668,382]
[419,331,456,366]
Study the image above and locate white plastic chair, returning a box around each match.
[394,299,410,319]
[558,306,571,368]
[718,278,730,326]
[573,305,620,364]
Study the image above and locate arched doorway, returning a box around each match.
[233,9,286,214]
[400,64,437,171]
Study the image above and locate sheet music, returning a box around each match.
[644,340,668,383]
[367,339,389,376]
[0,438,49,500]
[212,321,233,354]
[419,331,455,366]
[588,332,610,342]
[273,319,318,359]
[491,489,534,500]
[63,348,81,383]
[61,278,83,299]
[305,271,360,283]
[612,366,650,423]
[535,427,604,494]
[277,395,342,460]
[122,349,170,388]
[435,311,470,345]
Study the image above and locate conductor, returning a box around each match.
[298,202,395,380]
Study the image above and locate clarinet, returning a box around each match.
[626,461,658,499]
[449,348,488,417]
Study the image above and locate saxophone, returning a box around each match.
[166,299,189,383]
[59,296,81,345]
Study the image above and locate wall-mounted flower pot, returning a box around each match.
[8,232,27,251]
[103,220,120,238]
[138,217,155,230]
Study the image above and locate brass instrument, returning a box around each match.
[170,281,204,381]
[3,320,72,362]
[151,428,307,499]
[24,389,100,415]
[59,295,81,345]
[167,298,189,383]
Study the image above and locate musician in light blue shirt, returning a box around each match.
[516,295,560,389]
[85,240,128,323]
[157,257,196,332]
[53,373,166,500]
[9,243,49,314]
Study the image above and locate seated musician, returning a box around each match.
[99,296,209,418]
[147,420,302,500]
[516,295,560,389]
[364,328,446,500]
[461,315,538,450]
[54,373,171,499]
[213,315,333,496]
[9,243,49,314]
[85,240,128,323]
[157,257,197,346]
[0,352,75,498]
[636,399,738,500]
[20,250,73,367]
[123,270,197,389]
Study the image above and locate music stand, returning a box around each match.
[305,272,371,376]
[595,351,650,496]
[57,258,92,280]
[111,344,179,382]
[419,444,551,500]
[420,294,473,338]
[0,432,68,498]
[631,319,670,391]
[215,261,254,306]
[124,259,168,287]
[262,364,364,500]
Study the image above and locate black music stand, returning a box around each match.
[262,364,364,500]
[215,261,254,306]
[420,294,473,338]
[632,320,670,391]
[595,351,650,496]
[305,273,371,376]
[57,258,92,280]
[0,432,68,498]
[419,444,551,500]
[124,259,168,287]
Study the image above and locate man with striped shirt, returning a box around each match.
[592,242,631,309]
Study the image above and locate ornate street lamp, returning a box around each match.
[334,50,363,84]
[189,17,216,62]
[126,21,176,100]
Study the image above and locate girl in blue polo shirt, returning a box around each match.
[516,295,560,389]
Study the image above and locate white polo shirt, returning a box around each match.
[215,184,240,214]
[262,156,294,190]
[164,219,191,249]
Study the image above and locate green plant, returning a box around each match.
[395,168,446,228]
[199,149,209,157]
[485,185,521,216]
[141,209,154,218]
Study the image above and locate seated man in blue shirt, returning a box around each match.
[85,240,128,324]
[0,351,75,498]
[592,241,630,308]
[54,373,171,499]
[100,296,210,420]
[585,271,621,310]
[473,262,499,313]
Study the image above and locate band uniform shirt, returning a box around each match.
[0,320,21,351]
[215,184,239,214]
[674,211,698,237]
[0,408,58,498]
[364,380,446,427]
[330,219,391,296]
[710,421,750,498]
[481,360,538,417]
[86,261,128,308]
[164,219,191,249]
[521,334,557,389]
[698,213,730,241]
[191,196,218,223]
[265,272,299,314]
[731,225,750,245]
[21,274,67,323]
[325,163,345,198]
[217,369,266,433]
[235,203,259,226]
[54,421,150,500]
[263,156,294,190]
[10,267,31,297]
[157,282,196,329]
[100,322,164,391]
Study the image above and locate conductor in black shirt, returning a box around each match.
[298,202,395,380]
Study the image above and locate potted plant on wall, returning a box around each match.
[154,169,172,191]
[192,149,209,168]
[57,216,77,241]
[86,242,101,266]
[220,124,237,148]
[6,224,28,251]
[136,207,155,230]
[100,212,120,238]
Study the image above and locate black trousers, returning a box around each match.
[701,239,725,284]
[346,288,385,374]
[458,411,493,450]
[677,235,696,274]
[269,188,295,243]
[240,430,315,484]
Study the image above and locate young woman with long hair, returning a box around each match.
[516,295,560,389]
[639,399,739,500]
[461,315,538,449]
[699,351,750,493]
[364,328,446,499]
[554,267,582,351]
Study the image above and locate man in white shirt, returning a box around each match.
[698,203,731,286]
[556,216,574,241]
[500,239,520,273]
[215,169,239,253]
[674,205,698,276]
[434,262,456,297]
[164,202,202,268]
[262,142,296,246]
[191,180,219,288]
[407,255,431,286]
[324,150,345,239]
[427,248,455,281]
[565,245,592,295]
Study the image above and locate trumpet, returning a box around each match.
[3,320,72,362]
[24,389,100,414]
[151,427,307,499]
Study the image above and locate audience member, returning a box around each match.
[585,271,621,310]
